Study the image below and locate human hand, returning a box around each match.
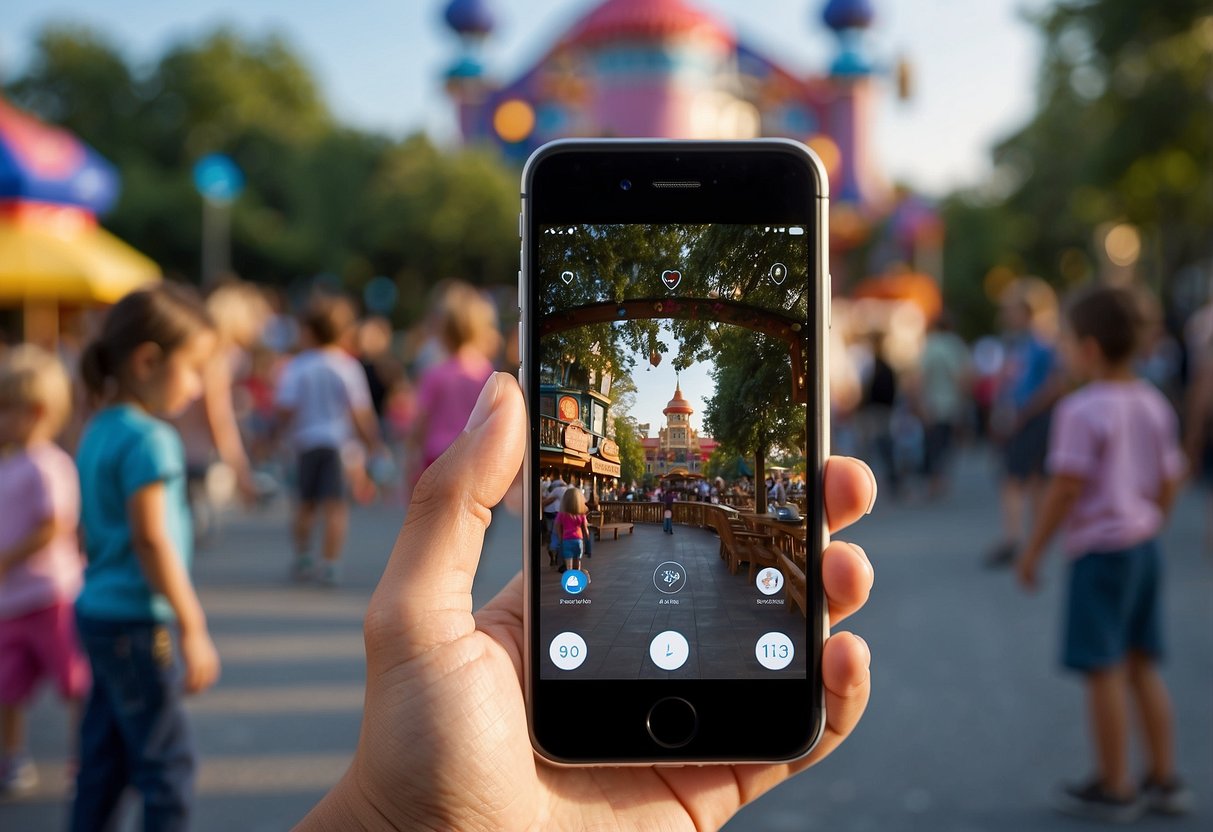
[1015,550,1040,591]
[235,466,259,506]
[297,372,878,832]
[180,627,221,694]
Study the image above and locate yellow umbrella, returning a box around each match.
[0,212,160,305]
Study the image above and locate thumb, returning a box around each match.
[367,372,526,660]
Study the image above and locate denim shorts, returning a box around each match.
[1063,538,1163,672]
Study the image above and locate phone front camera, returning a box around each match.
[620,179,632,191]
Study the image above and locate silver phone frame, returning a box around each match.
[518,138,831,765]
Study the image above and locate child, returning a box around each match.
[0,346,90,796]
[1016,285,1192,821]
[555,487,591,574]
[71,284,222,832]
[407,281,497,498]
[275,296,380,586]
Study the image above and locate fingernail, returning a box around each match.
[464,373,501,434]
[855,634,871,668]
[852,457,878,514]
[849,542,873,580]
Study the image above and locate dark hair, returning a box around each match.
[81,283,214,396]
[1065,285,1143,364]
[303,295,356,346]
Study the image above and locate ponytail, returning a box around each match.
[80,283,214,400]
[80,341,110,397]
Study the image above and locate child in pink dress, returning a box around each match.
[0,346,90,795]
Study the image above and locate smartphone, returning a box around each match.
[520,140,829,764]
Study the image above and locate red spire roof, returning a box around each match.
[664,382,694,415]
[563,0,734,50]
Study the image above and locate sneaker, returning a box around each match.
[0,754,37,796]
[291,555,315,583]
[983,541,1016,569]
[1052,778,1144,823]
[1142,775,1193,815]
[318,561,341,588]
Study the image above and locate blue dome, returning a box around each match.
[822,0,874,31]
[444,0,496,37]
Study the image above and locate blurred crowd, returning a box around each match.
[830,275,1213,557]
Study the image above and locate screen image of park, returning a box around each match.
[537,223,813,680]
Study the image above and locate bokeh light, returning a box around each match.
[492,99,535,143]
[1104,222,1141,266]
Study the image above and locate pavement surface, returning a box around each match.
[3,448,1210,831]
[538,522,807,679]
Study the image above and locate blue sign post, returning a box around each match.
[193,154,244,285]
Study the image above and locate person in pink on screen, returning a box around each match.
[1016,286,1193,822]
[0,346,90,797]
[405,281,500,499]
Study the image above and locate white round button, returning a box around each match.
[755,632,795,670]
[649,630,690,671]
[549,632,588,671]
[755,567,784,596]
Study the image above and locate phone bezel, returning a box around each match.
[520,140,830,765]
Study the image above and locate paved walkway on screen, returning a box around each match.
[537,522,805,679]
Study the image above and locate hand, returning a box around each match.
[298,372,878,832]
[1015,551,1040,591]
[180,627,221,694]
[235,466,259,506]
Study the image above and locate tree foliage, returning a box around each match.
[943,0,1212,328]
[4,24,518,323]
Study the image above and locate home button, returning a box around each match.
[646,697,698,749]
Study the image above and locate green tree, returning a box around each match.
[612,414,646,488]
[5,24,521,323]
[703,326,805,502]
[945,0,1212,317]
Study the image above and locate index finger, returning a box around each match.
[825,456,877,534]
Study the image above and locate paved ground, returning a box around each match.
[538,523,806,679]
[2,448,1210,830]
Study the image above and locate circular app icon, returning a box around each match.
[652,561,687,594]
[561,569,589,595]
[755,632,795,670]
[755,567,784,596]
[769,262,788,286]
[549,632,588,670]
[649,630,690,671]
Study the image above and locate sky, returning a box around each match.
[630,323,714,437]
[1,0,1049,196]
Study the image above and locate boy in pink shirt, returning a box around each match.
[1017,286,1191,821]
[0,346,90,795]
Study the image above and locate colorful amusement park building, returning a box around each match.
[441,0,942,284]
[640,382,718,479]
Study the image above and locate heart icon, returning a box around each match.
[560,270,574,285]
[661,269,682,290]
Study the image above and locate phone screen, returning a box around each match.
[535,222,812,682]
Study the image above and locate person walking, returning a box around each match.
[662,487,676,534]
[274,296,381,587]
[555,488,591,574]
[0,347,90,796]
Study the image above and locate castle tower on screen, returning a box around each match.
[640,383,718,479]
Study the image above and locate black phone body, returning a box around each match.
[520,140,829,764]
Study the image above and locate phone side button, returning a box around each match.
[646,697,698,749]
